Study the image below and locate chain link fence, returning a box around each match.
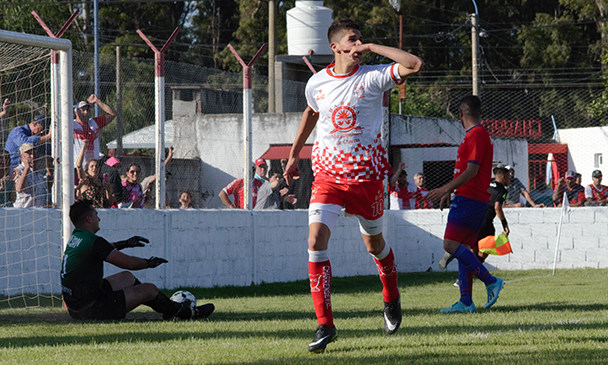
[391,82,605,210]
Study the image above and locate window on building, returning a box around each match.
[594,153,603,168]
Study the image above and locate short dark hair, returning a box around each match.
[69,200,95,226]
[494,167,508,177]
[459,95,482,119]
[328,19,360,43]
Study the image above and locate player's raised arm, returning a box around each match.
[284,106,318,185]
[348,43,424,78]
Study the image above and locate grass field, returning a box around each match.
[1,268,608,364]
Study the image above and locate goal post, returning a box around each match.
[0,29,73,249]
[0,29,72,307]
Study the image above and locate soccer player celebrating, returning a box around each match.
[427,95,505,314]
[283,19,423,352]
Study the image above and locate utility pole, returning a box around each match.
[470,0,480,96]
[268,0,276,113]
[116,46,123,157]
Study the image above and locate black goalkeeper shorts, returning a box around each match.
[68,279,127,320]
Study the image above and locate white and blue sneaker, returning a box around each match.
[440,301,476,314]
[485,277,504,308]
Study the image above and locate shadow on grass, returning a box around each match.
[186,271,460,300]
[2,318,608,352]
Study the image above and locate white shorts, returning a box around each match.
[308,202,383,236]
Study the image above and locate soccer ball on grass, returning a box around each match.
[170,290,197,309]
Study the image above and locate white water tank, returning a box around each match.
[286,1,333,56]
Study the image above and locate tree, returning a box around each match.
[182,0,239,68]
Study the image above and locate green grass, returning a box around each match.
[1,268,608,364]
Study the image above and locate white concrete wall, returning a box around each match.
[3,206,608,296]
[557,126,608,186]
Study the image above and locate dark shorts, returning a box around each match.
[67,279,127,320]
[444,195,489,247]
[477,223,496,243]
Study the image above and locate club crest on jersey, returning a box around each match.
[354,82,366,98]
[329,102,362,134]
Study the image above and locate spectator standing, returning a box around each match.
[584,170,608,206]
[100,156,124,206]
[528,175,554,207]
[254,170,297,210]
[13,143,51,207]
[141,146,174,209]
[413,172,433,209]
[283,19,423,352]
[0,98,11,150]
[75,140,114,208]
[5,114,51,171]
[0,150,15,207]
[119,164,145,208]
[553,170,585,207]
[179,191,194,209]
[219,157,268,209]
[60,200,214,320]
[388,162,416,210]
[504,166,543,207]
[73,94,117,169]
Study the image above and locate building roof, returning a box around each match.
[106,120,173,149]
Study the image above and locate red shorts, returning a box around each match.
[310,179,384,221]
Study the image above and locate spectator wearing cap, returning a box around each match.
[584,170,608,206]
[73,94,116,170]
[504,165,545,208]
[553,170,585,207]
[254,169,297,210]
[388,162,417,210]
[100,155,125,206]
[4,113,51,172]
[219,157,268,209]
[13,142,51,208]
[528,175,554,207]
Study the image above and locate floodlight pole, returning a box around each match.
[470,0,480,96]
[227,44,267,210]
[32,10,80,208]
[137,28,180,210]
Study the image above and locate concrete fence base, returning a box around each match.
[2,206,607,296]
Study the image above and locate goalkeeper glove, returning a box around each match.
[146,256,168,268]
[114,236,149,250]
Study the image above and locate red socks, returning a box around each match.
[373,247,399,303]
[309,260,333,327]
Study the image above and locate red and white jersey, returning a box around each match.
[389,182,417,210]
[585,183,608,201]
[415,186,433,209]
[73,116,109,169]
[222,178,264,209]
[305,63,403,184]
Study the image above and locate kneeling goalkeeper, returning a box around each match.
[60,200,214,320]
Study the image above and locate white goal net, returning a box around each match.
[0,30,72,308]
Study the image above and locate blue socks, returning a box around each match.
[453,244,497,289]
